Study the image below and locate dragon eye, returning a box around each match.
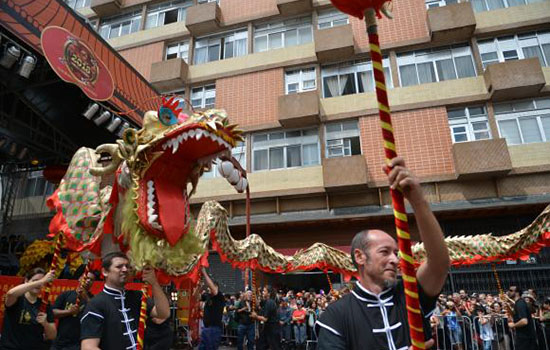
[158,107,177,126]
[122,128,137,145]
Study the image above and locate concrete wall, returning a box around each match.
[193,165,324,199]
[508,142,550,168]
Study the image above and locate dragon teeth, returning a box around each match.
[172,139,179,154]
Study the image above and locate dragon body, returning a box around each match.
[46,106,550,284]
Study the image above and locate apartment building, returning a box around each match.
[22,0,550,292]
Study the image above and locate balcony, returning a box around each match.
[314,24,354,63]
[323,155,368,191]
[90,0,121,17]
[278,91,320,128]
[276,0,313,16]
[452,138,512,179]
[150,58,189,92]
[185,2,222,36]
[483,58,546,101]
[427,2,476,44]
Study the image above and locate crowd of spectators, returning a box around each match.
[212,286,550,350]
[217,286,349,349]
[430,288,550,350]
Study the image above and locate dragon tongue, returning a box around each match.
[155,180,189,246]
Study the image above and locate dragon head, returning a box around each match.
[90,98,243,247]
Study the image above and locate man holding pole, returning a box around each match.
[80,252,170,350]
[316,157,449,350]
[52,269,97,350]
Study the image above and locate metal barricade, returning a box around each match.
[470,314,516,350]
[534,318,550,350]
[432,315,482,350]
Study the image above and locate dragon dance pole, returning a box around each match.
[40,232,63,312]
[136,284,150,350]
[365,8,425,350]
[75,263,90,308]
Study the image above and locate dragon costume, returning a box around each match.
[45,99,550,286]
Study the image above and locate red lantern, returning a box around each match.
[43,165,68,184]
[329,0,389,19]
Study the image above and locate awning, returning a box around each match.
[0,0,159,124]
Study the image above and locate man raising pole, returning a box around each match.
[316,157,450,350]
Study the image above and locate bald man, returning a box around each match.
[317,157,449,350]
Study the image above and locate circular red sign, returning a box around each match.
[41,26,114,101]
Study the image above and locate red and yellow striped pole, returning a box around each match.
[40,232,63,312]
[136,284,149,350]
[325,272,333,293]
[75,263,90,308]
[365,8,425,350]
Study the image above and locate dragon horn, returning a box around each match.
[89,143,123,176]
[381,1,393,19]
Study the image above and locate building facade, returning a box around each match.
[9,0,550,293]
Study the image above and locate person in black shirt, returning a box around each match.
[52,269,97,350]
[80,252,170,350]
[144,316,172,350]
[507,286,537,350]
[236,290,255,350]
[0,267,57,350]
[200,267,225,350]
[252,286,280,350]
[316,157,449,350]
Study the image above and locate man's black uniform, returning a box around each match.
[257,298,280,350]
[316,281,435,350]
[144,317,173,350]
[80,285,153,350]
[0,295,54,350]
[512,298,537,350]
[52,290,92,350]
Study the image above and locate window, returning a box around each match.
[18,171,56,198]
[321,58,392,98]
[64,0,90,10]
[471,0,544,13]
[478,31,550,69]
[198,0,219,3]
[202,142,246,178]
[325,120,361,157]
[495,97,550,145]
[317,9,349,29]
[145,0,192,29]
[425,0,458,8]
[252,128,320,171]
[447,106,491,143]
[194,30,247,64]
[285,67,317,94]
[191,85,215,109]
[397,45,476,87]
[99,10,142,39]
[254,17,312,53]
[166,41,189,61]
